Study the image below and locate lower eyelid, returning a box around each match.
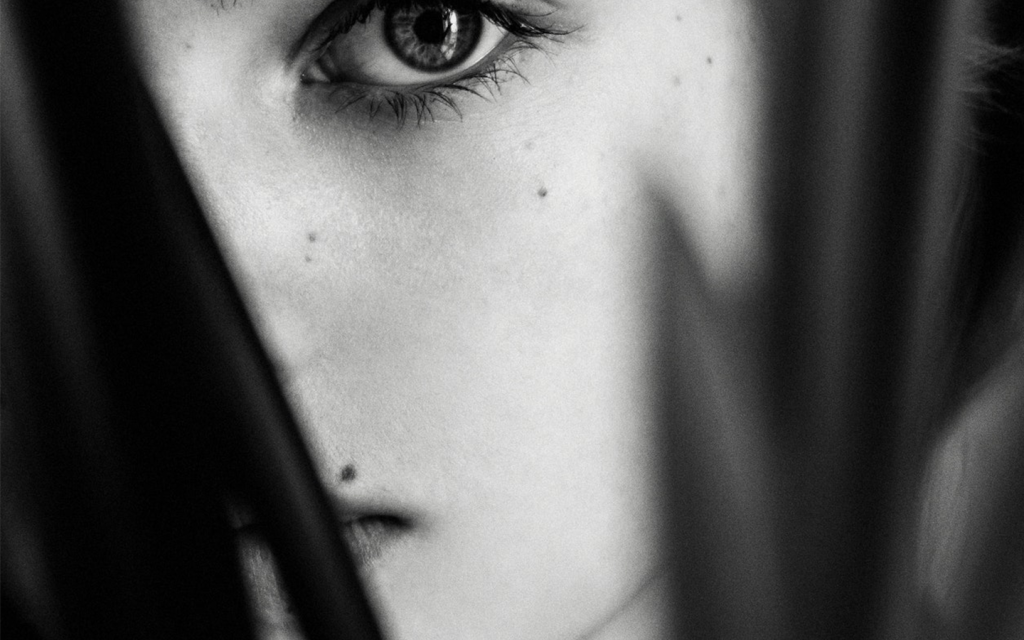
[303,35,539,123]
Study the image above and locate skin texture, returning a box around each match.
[118,1,766,638]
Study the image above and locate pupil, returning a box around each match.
[412,11,447,45]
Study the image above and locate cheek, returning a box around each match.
[189,111,668,633]
[595,0,768,292]
[212,126,659,451]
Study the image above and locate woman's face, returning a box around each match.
[120,1,765,638]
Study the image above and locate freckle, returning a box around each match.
[307,232,317,242]
[304,255,312,263]
[339,465,357,482]
[537,187,548,198]
[706,56,713,65]
[525,140,535,150]
[672,75,681,86]
[675,13,682,22]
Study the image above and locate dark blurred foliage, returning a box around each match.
[953,0,1024,388]
[1,0,380,639]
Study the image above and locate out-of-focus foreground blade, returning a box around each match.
[655,203,783,640]
[760,0,969,638]
[0,2,382,639]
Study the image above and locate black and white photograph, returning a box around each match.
[2,1,1022,638]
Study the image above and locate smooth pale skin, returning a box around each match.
[119,1,766,638]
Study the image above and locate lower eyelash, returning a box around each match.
[324,39,541,127]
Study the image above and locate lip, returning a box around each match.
[339,513,411,564]
[331,493,416,565]
[232,496,415,566]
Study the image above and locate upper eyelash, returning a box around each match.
[305,0,572,55]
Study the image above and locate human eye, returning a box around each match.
[296,0,571,125]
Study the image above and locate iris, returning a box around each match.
[384,6,483,72]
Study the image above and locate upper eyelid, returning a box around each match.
[291,0,577,64]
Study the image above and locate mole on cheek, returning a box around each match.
[339,465,357,482]
[706,56,713,65]
[537,186,548,198]
[305,233,317,263]
[672,75,681,86]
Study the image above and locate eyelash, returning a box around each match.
[301,0,571,126]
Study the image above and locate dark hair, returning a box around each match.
[950,0,1023,393]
